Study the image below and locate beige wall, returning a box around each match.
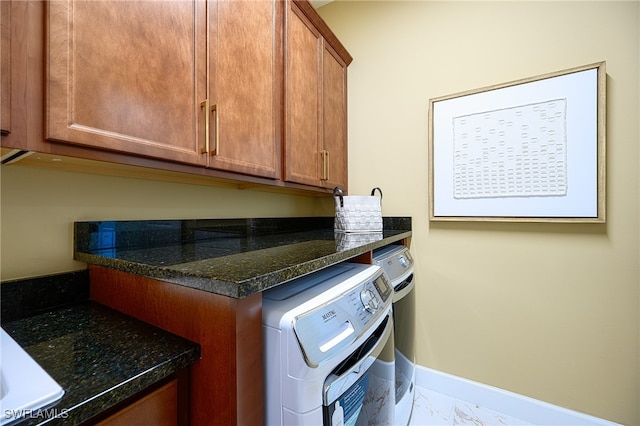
[0,1,637,424]
[0,164,334,279]
[318,1,639,424]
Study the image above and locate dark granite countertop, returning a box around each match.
[74,217,412,298]
[1,302,200,425]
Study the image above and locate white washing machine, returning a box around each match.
[262,263,395,425]
[373,245,416,426]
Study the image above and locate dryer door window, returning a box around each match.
[322,314,395,425]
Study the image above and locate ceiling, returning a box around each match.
[310,0,334,8]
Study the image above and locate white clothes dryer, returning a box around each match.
[373,245,416,426]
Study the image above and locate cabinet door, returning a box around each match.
[284,2,323,187]
[96,379,178,426]
[322,44,348,189]
[206,0,281,179]
[46,1,207,165]
[1,0,31,150]
[1,1,10,135]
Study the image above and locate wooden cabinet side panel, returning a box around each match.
[89,265,263,426]
[291,0,352,66]
[284,2,322,187]
[46,0,206,165]
[234,285,265,426]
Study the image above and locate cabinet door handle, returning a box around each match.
[325,150,329,180]
[321,150,329,180]
[211,103,219,156]
[200,99,210,154]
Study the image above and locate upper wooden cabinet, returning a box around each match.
[4,0,349,193]
[47,1,207,166]
[46,0,281,179]
[284,0,350,189]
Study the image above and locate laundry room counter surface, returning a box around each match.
[74,217,411,298]
[1,298,200,425]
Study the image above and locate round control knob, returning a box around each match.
[360,289,379,313]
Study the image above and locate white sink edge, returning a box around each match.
[0,328,65,425]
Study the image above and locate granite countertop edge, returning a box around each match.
[77,230,412,299]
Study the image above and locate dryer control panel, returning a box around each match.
[373,245,414,284]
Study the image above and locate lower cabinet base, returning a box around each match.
[94,378,180,426]
[89,265,263,426]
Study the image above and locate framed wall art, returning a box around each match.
[428,62,606,223]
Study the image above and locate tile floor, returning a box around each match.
[410,385,530,426]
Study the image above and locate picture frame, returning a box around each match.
[428,62,606,223]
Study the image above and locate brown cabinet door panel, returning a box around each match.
[284,2,322,187]
[207,0,281,179]
[1,1,10,135]
[322,44,347,189]
[46,0,206,165]
[1,1,33,150]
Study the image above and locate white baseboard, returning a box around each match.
[415,365,619,426]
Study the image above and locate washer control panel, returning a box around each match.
[290,265,393,367]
